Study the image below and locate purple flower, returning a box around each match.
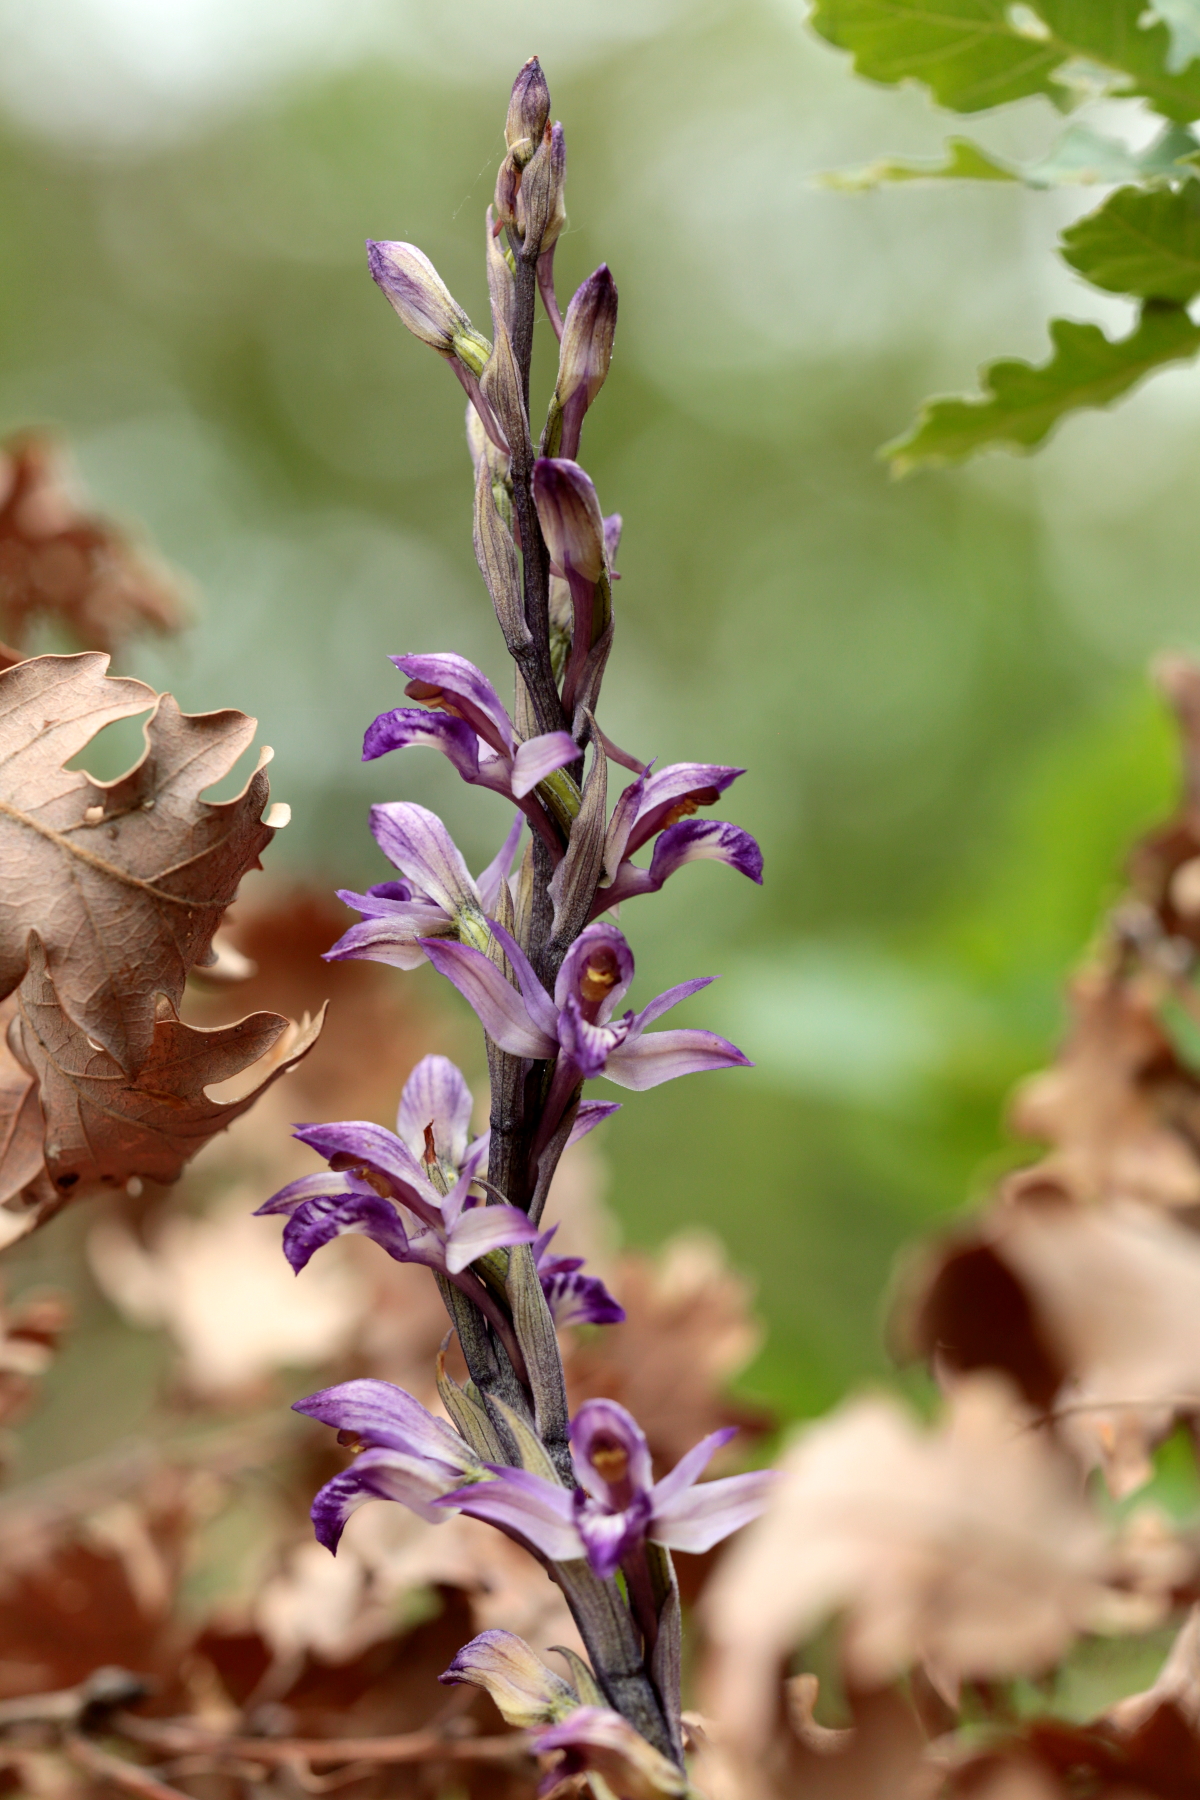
[595,762,762,915]
[362,653,579,854]
[535,1226,625,1328]
[439,1630,580,1727]
[439,1397,774,1581]
[326,803,523,971]
[293,1378,485,1550]
[532,1707,687,1800]
[255,1054,537,1279]
[418,921,751,1156]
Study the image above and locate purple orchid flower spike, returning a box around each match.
[593,763,762,916]
[327,803,523,970]
[293,1378,486,1550]
[418,920,751,1156]
[438,1397,773,1581]
[535,1227,625,1328]
[362,653,578,854]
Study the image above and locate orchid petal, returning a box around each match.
[370,801,482,916]
[310,1445,466,1549]
[558,999,630,1078]
[362,707,482,782]
[280,1192,410,1273]
[625,762,744,855]
[566,1100,621,1147]
[444,1203,540,1274]
[439,1466,581,1563]
[391,652,515,757]
[601,1028,752,1091]
[626,976,715,1036]
[254,1170,368,1216]
[510,731,581,799]
[599,821,763,911]
[439,1630,579,1728]
[293,1120,437,1209]
[649,1468,776,1554]
[649,1429,738,1508]
[294,1378,477,1467]
[420,937,557,1058]
[540,1265,626,1328]
[554,922,635,1020]
[573,1498,646,1581]
[602,772,646,880]
[324,908,451,969]
[397,1053,474,1166]
[335,882,414,914]
[479,921,560,1039]
[571,1399,654,1502]
[476,813,525,912]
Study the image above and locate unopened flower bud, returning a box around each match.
[485,207,516,337]
[544,265,617,458]
[532,459,605,582]
[516,122,566,259]
[440,1630,579,1729]
[367,240,491,377]
[505,57,550,167]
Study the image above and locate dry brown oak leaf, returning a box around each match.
[0,653,287,1072]
[9,938,324,1192]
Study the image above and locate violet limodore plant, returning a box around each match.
[257,58,769,1793]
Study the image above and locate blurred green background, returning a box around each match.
[2,0,1197,1423]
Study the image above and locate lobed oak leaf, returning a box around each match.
[0,653,285,1070]
[7,938,324,1195]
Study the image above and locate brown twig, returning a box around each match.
[64,1733,194,1800]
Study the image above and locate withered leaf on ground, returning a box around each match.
[0,653,285,1070]
[8,939,323,1193]
[0,434,183,657]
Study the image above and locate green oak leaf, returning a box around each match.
[820,123,1200,192]
[818,136,1016,190]
[885,302,1200,473]
[808,0,1200,122]
[1061,181,1200,300]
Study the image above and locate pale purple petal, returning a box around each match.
[281,1192,410,1272]
[566,1100,621,1147]
[254,1170,367,1216]
[476,813,525,912]
[648,1429,737,1507]
[362,707,482,782]
[420,937,557,1058]
[294,1378,476,1466]
[540,1265,626,1328]
[293,1119,436,1207]
[558,999,631,1078]
[601,772,646,880]
[310,1446,464,1548]
[444,1203,540,1273]
[480,921,560,1039]
[370,801,482,915]
[573,1492,649,1581]
[461,1129,491,1180]
[570,1399,654,1503]
[511,731,580,799]
[648,1469,776,1554]
[599,821,763,911]
[532,460,606,582]
[335,882,414,914]
[324,908,452,969]
[603,512,622,571]
[554,923,635,1020]
[391,652,515,757]
[626,977,715,1036]
[600,1028,752,1092]
[397,1054,474,1166]
[439,1467,581,1563]
[626,763,744,855]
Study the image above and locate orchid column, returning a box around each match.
[263,59,766,1784]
